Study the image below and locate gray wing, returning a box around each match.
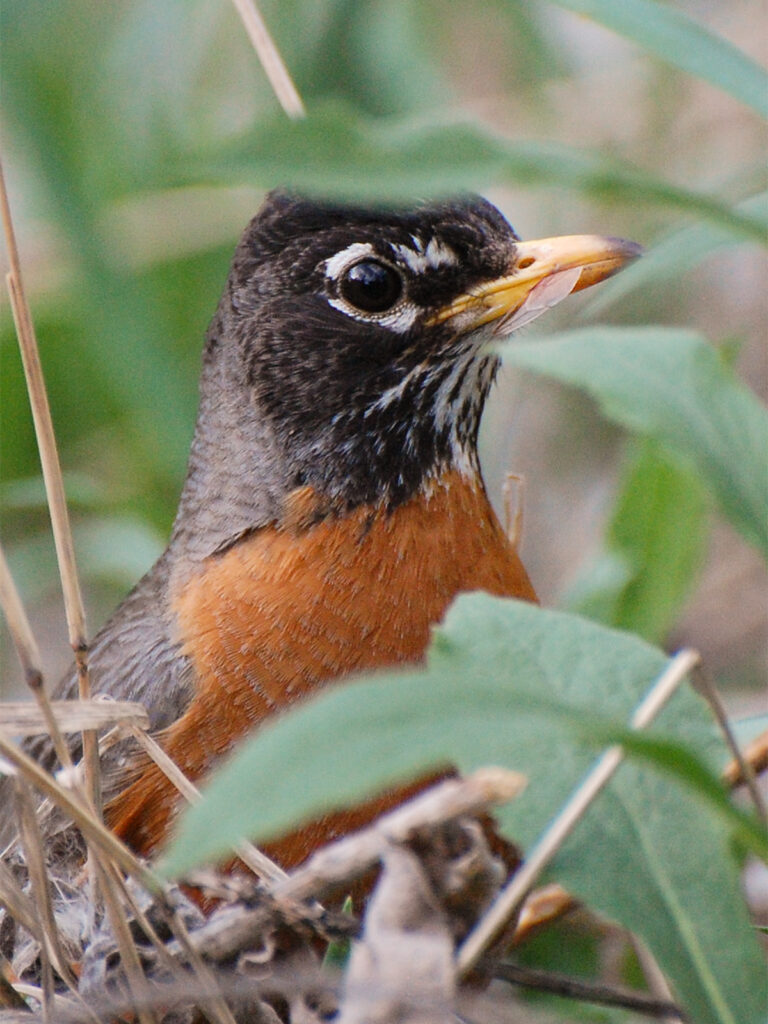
[52,549,194,730]
[1,549,196,848]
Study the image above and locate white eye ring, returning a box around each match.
[322,243,418,332]
[323,242,379,282]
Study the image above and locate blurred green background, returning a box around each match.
[1,0,766,701]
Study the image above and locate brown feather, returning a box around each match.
[108,470,536,859]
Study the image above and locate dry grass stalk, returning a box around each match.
[0,545,43,689]
[455,647,701,978]
[0,732,161,898]
[0,538,162,1014]
[0,865,103,1023]
[0,158,100,823]
[1,700,150,738]
[110,873,184,980]
[0,542,78,805]
[692,665,767,824]
[230,0,305,119]
[92,859,158,1024]
[104,849,256,1024]
[723,727,768,789]
[0,859,44,945]
[0,547,75,787]
[13,781,64,1020]
[122,879,242,1024]
[124,723,287,884]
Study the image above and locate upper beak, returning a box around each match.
[429,234,642,334]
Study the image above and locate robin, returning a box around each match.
[20,191,640,868]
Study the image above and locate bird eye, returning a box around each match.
[338,259,403,314]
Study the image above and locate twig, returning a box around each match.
[456,649,700,978]
[691,664,767,825]
[724,728,768,789]
[164,909,238,1024]
[0,157,101,822]
[0,731,162,897]
[124,723,287,884]
[276,766,526,905]
[91,859,158,1024]
[13,781,69,1018]
[174,768,526,963]
[491,960,688,1020]
[230,0,305,118]
[108,858,243,1024]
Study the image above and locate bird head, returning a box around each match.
[192,191,640,527]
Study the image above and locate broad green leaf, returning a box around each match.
[581,191,768,317]
[587,730,768,861]
[161,597,766,1024]
[297,0,448,117]
[194,104,766,244]
[567,441,710,643]
[511,917,605,1021]
[548,0,768,118]
[500,328,768,558]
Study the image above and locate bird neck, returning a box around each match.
[169,324,498,564]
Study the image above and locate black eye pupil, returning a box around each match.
[339,260,402,313]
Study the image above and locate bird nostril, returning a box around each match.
[517,256,535,270]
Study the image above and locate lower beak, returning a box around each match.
[430,234,642,334]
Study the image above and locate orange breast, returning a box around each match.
[109,471,536,859]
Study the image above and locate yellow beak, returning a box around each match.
[429,234,642,333]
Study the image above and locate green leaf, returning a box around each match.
[161,597,765,1024]
[192,103,766,243]
[731,713,768,748]
[559,550,632,628]
[587,730,768,861]
[7,517,164,602]
[500,328,768,558]
[567,440,710,642]
[0,473,106,511]
[322,894,354,970]
[580,191,768,318]
[548,0,768,118]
